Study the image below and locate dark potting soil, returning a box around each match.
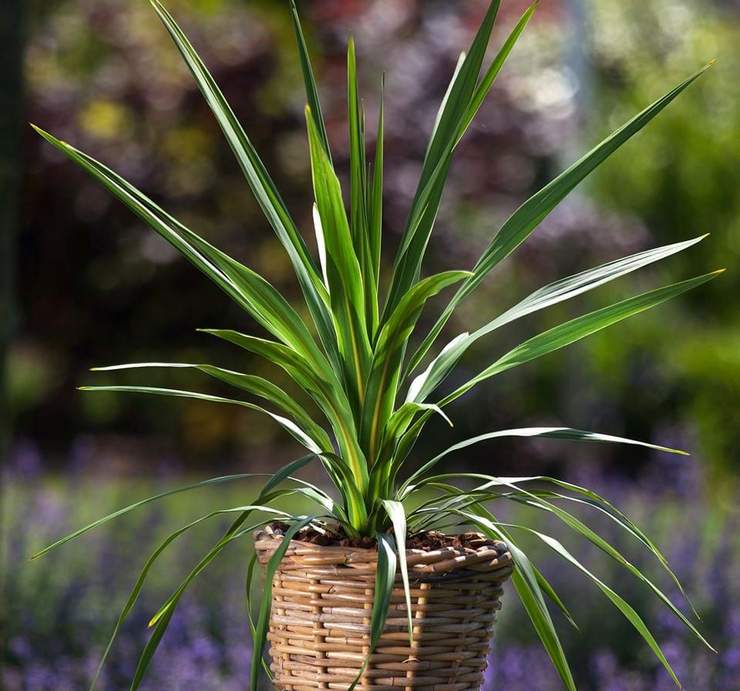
[268,522,499,552]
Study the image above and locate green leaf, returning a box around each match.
[347,38,376,332]
[367,76,385,333]
[544,491,699,617]
[459,2,537,139]
[147,0,338,363]
[251,515,317,690]
[312,204,330,290]
[411,470,682,591]
[406,332,471,404]
[91,510,279,690]
[201,329,369,492]
[508,522,684,687]
[409,63,713,374]
[245,553,273,681]
[462,509,576,691]
[407,235,707,395]
[382,500,414,641]
[79,385,325,454]
[372,402,453,498]
[440,271,723,406]
[149,455,338,633]
[305,105,372,407]
[92,362,333,452]
[31,126,333,373]
[289,0,331,160]
[417,472,707,650]
[508,492,713,651]
[407,485,580,647]
[531,561,579,631]
[361,271,470,462]
[428,53,466,154]
[413,468,705,642]
[31,463,314,559]
[402,426,688,492]
[347,533,398,691]
[131,509,297,691]
[384,1,502,317]
[384,402,452,448]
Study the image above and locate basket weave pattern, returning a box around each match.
[255,526,513,691]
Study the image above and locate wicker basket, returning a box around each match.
[254,525,513,691]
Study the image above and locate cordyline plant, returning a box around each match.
[31,1,720,689]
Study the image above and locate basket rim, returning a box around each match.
[254,523,513,577]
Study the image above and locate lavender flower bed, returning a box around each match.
[2,454,736,690]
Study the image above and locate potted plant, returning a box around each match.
[32,1,719,689]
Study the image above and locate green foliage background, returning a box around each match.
[7,0,738,475]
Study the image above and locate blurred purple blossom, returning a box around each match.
[2,460,732,690]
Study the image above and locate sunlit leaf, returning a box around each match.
[409,64,713,374]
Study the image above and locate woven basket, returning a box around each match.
[254,525,513,691]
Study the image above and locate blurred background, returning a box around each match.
[2,0,739,689]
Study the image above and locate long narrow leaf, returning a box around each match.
[462,509,576,690]
[440,271,723,406]
[130,512,303,691]
[201,329,369,491]
[31,126,332,373]
[411,468,701,623]
[31,463,315,559]
[347,38,375,331]
[245,553,273,681]
[367,76,385,332]
[407,235,707,398]
[361,271,469,462]
[289,0,331,159]
[388,1,540,322]
[147,0,339,363]
[79,385,324,453]
[150,469,334,632]
[91,510,279,690]
[92,362,333,452]
[508,492,713,650]
[506,522,684,687]
[383,1,501,317]
[409,64,713,374]
[382,500,414,641]
[347,534,398,691]
[306,106,372,406]
[417,474,707,649]
[251,516,317,690]
[459,2,537,139]
[403,426,687,492]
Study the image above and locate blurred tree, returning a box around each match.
[1,0,24,453]
[12,0,734,482]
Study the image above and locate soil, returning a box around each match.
[267,522,500,552]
